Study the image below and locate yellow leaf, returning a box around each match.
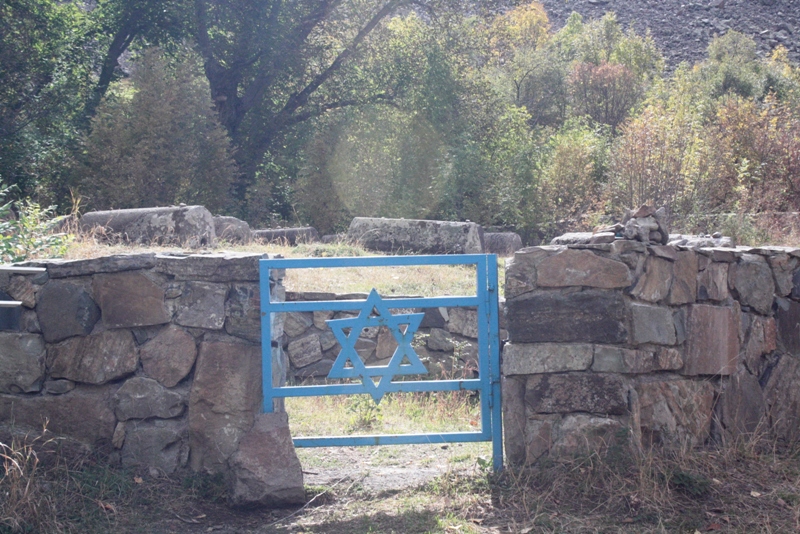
[750,491,762,497]
[134,476,143,484]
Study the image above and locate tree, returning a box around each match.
[79,48,236,212]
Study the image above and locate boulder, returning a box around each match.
[347,217,484,254]
[48,330,138,385]
[535,249,632,289]
[140,325,198,387]
[36,281,100,343]
[214,216,252,244]
[113,377,185,421]
[93,271,170,329]
[502,343,593,375]
[506,290,628,344]
[120,419,189,474]
[682,304,740,376]
[0,333,45,393]
[484,232,523,256]
[227,412,305,507]
[189,340,261,473]
[252,227,319,245]
[80,206,216,247]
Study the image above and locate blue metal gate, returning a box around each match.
[260,254,503,471]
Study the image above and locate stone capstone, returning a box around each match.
[731,254,775,314]
[347,217,484,254]
[631,303,677,346]
[36,281,100,343]
[139,326,197,387]
[155,253,268,282]
[47,330,138,385]
[120,419,189,474]
[506,290,628,344]
[93,271,169,328]
[535,249,632,289]
[683,304,740,376]
[635,379,715,447]
[175,281,227,329]
[113,377,185,421]
[79,206,216,247]
[524,373,627,415]
[502,343,593,375]
[227,412,305,507]
[38,254,157,278]
[0,333,45,393]
[189,341,261,473]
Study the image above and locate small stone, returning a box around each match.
[287,334,323,368]
[43,379,75,395]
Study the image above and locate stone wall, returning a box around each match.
[503,242,800,465]
[0,253,304,506]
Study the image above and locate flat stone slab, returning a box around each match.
[93,271,169,328]
[535,249,631,289]
[502,343,593,375]
[80,206,216,247]
[347,217,484,254]
[683,304,740,375]
[506,290,628,344]
[524,373,628,416]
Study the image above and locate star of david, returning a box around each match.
[326,289,427,402]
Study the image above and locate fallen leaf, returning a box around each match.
[712,478,722,485]
[133,476,143,484]
[751,491,762,497]
[706,523,723,531]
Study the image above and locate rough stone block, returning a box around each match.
[48,330,138,385]
[484,232,523,257]
[731,254,775,314]
[524,373,627,415]
[283,312,313,337]
[36,281,100,343]
[502,343,593,375]
[80,206,216,247]
[155,253,267,282]
[93,271,169,328]
[502,376,527,465]
[521,414,624,464]
[683,304,740,375]
[175,282,228,329]
[120,419,189,474]
[631,303,677,346]
[744,315,777,377]
[140,326,197,387]
[0,386,116,445]
[535,249,631,289]
[763,354,800,444]
[0,333,45,393]
[445,308,479,338]
[668,251,698,305]
[347,217,484,254]
[287,334,323,368]
[214,216,252,244]
[227,412,305,507]
[113,377,185,421]
[7,276,37,308]
[426,328,454,352]
[631,256,673,303]
[252,227,319,245]
[225,283,261,342]
[420,307,448,328]
[717,371,766,438]
[697,262,729,301]
[776,298,800,355]
[189,341,261,473]
[506,290,628,344]
[592,345,655,374]
[768,253,797,297]
[505,247,561,298]
[655,347,684,371]
[635,379,715,447]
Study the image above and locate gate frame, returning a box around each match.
[260,254,503,471]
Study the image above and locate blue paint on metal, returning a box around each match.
[260,254,503,471]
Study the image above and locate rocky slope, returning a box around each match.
[537,0,799,68]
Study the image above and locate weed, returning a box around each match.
[181,472,227,503]
[345,395,383,432]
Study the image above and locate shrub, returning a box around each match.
[0,183,70,263]
[569,61,641,131]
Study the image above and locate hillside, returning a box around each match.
[538,0,799,68]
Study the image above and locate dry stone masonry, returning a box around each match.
[503,240,800,465]
[0,252,304,507]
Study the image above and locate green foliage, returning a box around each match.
[79,48,237,213]
[0,184,70,263]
